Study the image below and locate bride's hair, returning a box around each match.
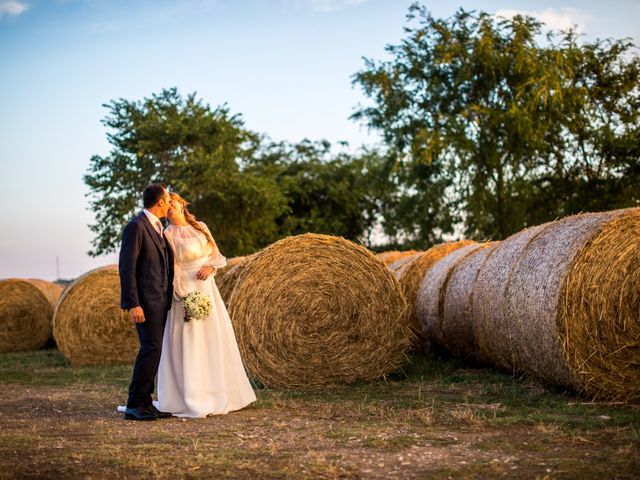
[169,192,217,250]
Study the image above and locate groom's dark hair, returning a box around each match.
[143,183,167,208]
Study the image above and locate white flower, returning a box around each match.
[182,291,212,321]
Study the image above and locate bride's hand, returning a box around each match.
[196,266,216,280]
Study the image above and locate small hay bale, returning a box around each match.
[216,255,254,305]
[399,240,475,347]
[228,233,411,389]
[388,252,422,280]
[441,243,499,364]
[0,279,62,352]
[416,243,488,351]
[376,250,420,266]
[53,265,138,366]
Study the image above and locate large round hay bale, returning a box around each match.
[0,279,62,352]
[399,240,475,347]
[376,250,420,266]
[228,233,411,389]
[53,265,138,366]
[441,243,499,364]
[472,208,640,402]
[558,209,640,401]
[388,252,422,280]
[416,243,488,351]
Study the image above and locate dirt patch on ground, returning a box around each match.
[1,381,638,479]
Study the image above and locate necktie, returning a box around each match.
[155,221,163,236]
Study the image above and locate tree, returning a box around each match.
[84,88,288,257]
[352,4,640,241]
[247,139,390,245]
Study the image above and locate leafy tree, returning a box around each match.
[352,3,640,241]
[247,139,390,245]
[84,88,288,257]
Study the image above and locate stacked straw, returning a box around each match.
[376,250,419,266]
[0,279,63,352]
[440,243,498,364]
[388,252,422,280]
[398,240,475,347]
[228,233,411,389]
[417,243,489,351]
[421,208,640,402]
[53,265,138,366]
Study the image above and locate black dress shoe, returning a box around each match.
[147,404,173,419]
[124,405,158,421]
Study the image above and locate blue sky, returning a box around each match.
[1,0,638,280]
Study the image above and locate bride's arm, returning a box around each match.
[195,222,226,281]
[199,221,227,270]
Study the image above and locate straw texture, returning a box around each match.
[558,209,640,401]
[228,233,411,389]
[376,250,420,266]
[416,243,486,351]
[0,279,62,352]
[398,241,475,347]
[53,265,138,366]
[441,244,499,363]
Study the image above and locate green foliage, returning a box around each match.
[248,139,388,244]
[353,3,640,241]
[85,89,385,256]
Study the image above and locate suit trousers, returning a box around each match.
[127,299,168,408]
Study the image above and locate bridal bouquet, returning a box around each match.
[181,291,212,322]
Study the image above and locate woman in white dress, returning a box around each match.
[155,192,256,418]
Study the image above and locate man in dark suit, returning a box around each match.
[119,183,175,420]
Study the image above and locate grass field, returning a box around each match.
[0,349,638,479]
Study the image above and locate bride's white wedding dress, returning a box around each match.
[155,222,256,418]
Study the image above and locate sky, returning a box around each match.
[0,0,638,281]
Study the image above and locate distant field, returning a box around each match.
[0,349,638,479]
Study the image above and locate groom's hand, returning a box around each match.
[129,306,145,323]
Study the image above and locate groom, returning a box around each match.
[119,183,174,420]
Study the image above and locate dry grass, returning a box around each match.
[376,250,420,266]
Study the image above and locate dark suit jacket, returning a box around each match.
[119,212,174,316]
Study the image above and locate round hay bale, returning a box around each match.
[0,279,62,352]
[228,233,411,389]
[472,223,553,371]
[441,243,499,364]
[416,243,487,351]
[399,240,475,347]
[53,265,138,366]
[376,250,420,266]
[27,279,63,307]
[216,255,254,305]
[558,209,640,401]
[388,252,422,280]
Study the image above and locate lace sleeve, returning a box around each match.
[199,222,227,269]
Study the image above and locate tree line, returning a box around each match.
[85,3,640,257]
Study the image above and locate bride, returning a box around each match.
[155,192,256,418]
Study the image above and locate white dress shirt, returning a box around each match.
[143,209,163,236]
